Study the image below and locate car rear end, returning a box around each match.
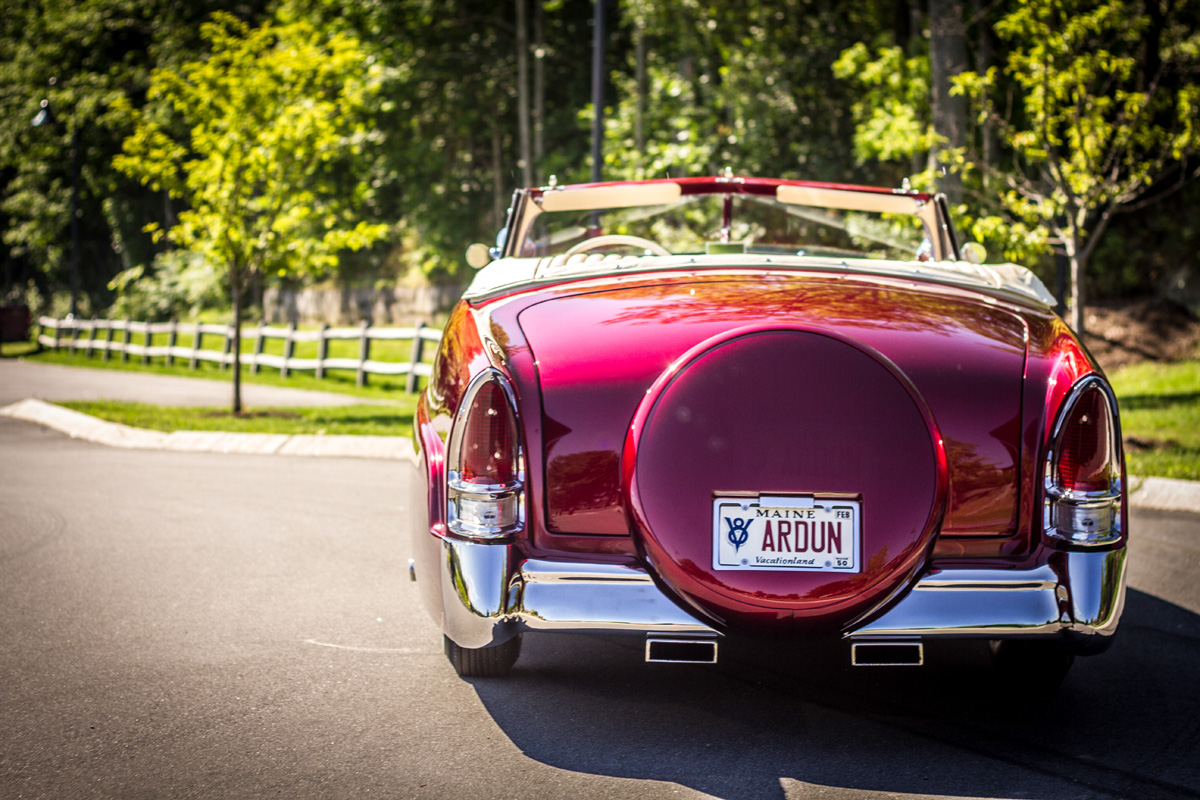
[409,268,1127,684]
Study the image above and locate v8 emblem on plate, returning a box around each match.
[724,517,752,551]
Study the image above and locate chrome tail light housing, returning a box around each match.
[1044,375,1124,547]
[446,370,525,540]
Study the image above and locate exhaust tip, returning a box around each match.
[851,641,923,667]
[646,637,718,664]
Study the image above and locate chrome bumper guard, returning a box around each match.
[438,536,1126,654]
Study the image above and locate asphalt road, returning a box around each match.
[3,417,1200,800]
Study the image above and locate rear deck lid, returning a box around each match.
[518,275,1028,540]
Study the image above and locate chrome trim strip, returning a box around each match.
[851,641,924,667]
[645,637,720,664]
[914,565,1058,591]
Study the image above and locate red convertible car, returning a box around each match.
[407,176,1127,689]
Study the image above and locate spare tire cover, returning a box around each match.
[626,327,946,634]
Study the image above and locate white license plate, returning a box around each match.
[712,494,860,572]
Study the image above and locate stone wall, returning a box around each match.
[263,285,464,326]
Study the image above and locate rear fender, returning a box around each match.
[410,399,449,627]
[1032,318,1127,551]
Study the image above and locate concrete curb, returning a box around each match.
[0,398,415,462]
[1128,476,1200,516]
[4,398,1200,514]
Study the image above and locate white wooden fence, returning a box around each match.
[37,316,442,392]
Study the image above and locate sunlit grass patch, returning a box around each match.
[61,399,415,438]
[1111,360,1200,481]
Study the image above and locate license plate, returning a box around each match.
[712,494,860,572]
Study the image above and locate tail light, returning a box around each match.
[1044,376,1123,546]
[447,370,524,540]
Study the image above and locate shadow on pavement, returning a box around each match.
[470,588,1200,799]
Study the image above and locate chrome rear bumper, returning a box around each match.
[434,536,1126,655]
[437,539,714,649]
[848,548,1126,653]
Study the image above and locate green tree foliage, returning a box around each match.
[279,0,604,280]
[955,0,1200,333]
[107,250,225,322]
[6,0,1198,324]
[603,0,889,181]
[114,12,388,411]
[0,0,269,314]
[833,42,935,168]
[834,39,1047,270]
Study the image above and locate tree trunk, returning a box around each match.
[635,18,646,171]
[533,0,545,185]
[231,259,243,414]
[970,0,995,188]
[1062,222,1087,336]
[590,0,606,184]
[929,0,968,203]
[492,122,504,229]
[1070,250,1086,336]
[893,0,912,48]
[516,0,532,188]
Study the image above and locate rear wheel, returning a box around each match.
[443,634,522,677]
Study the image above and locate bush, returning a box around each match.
[107,250,226,321]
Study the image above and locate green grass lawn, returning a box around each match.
[0,340,37,358]
[60,399,416,438]
[1110,360,1200,481]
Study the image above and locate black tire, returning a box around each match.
[444,634,521,677]
[991,639,1075,696]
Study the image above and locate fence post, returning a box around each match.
[82,319,95,358]
[251,321,265,375]
[121,321,131,363]
[190,323,202,370]
[103,320,114,362]
[315,323,329,380]
[166,319,178,367]
[356,320,371,388]
[281,322,296,379]
[68,318,80,356]
[141,322,151,366]
[406,322,427,394]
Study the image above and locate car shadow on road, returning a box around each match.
[469,588,1200,800]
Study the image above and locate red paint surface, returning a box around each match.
[517,274,1026,540]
